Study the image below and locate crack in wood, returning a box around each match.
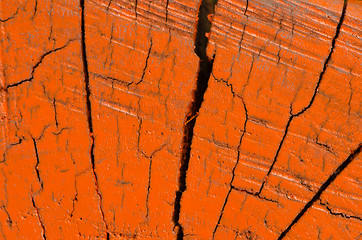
[257,0,349,195]
[5,39,76,90]
[0,8,19,22]
[212,98,248,238]
[172,1,218,239]
[31,194,47,239]
[80,0,110,238]
[136,37,153,85]
[278,143,362,239]
[32,138,43,190]
[319,201,362,221]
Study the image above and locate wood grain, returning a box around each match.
[0,0,361,239]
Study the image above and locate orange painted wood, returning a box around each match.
[0,0,361,239]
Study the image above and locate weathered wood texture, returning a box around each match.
[0,0,361,239]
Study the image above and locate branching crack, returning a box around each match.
[212,99,248,238]
[172,1,218,239]
[194,0,218,60]
[257,0,348,195]
[278,143,361,239]
[5,39,76,89]
[211,4,255,236]
[80,0,109,239]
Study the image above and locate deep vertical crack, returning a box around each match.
[278,143,361,239]
[172,1,217,239]
[80,0,109,239]
[194,0,218,61]
[257,0,348,195]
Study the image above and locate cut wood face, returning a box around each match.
[0,0,361,239]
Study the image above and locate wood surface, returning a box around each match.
[0,0,361,239]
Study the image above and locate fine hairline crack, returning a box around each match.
[172,0,218,239]
[0,8,19,22]
[31,194,47,240]
[5,39,76,90]
[80,0,109,239]
[32,137,43,190]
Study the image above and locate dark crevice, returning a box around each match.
[278,143,361,239]
[194,0,218,61]
[172,1,217,239]
[31,194,47,239]
[80,0,109,239]
[173,58,214,240]
[257,0,348,195]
